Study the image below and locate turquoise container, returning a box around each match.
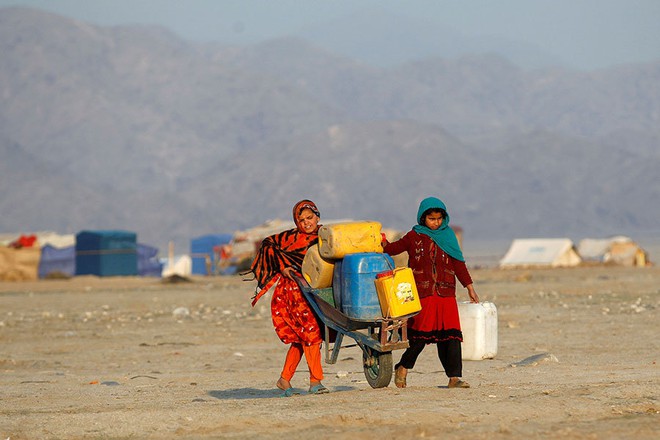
[338,252,394,321]
[75,230,138,277]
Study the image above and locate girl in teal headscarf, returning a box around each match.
[412,197,465,262]
[383,196,479,389]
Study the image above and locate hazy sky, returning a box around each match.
[1,0,659,69]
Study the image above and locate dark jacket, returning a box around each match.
[384,230,472,298]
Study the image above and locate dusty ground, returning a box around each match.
[1,265,658,439]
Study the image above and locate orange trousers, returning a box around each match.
[281,342,324,382]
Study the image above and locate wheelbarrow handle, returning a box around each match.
[292,274,311,290]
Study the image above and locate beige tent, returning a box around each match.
[0,231,75,281]
[578,236,649,266]
[500,238,581,268]
[0,247,41,281]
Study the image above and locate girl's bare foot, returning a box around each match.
[395,366,407,388]
[448,377,470,388]
[276,377,292,391]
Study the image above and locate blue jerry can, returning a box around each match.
[337,252,394,321]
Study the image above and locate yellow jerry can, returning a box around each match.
[302,244,335,288]
[318,221,383,259]
[374,267,421,318]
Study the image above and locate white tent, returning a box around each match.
[36,231,75,248]
[499,238,582,268]
[0,231,75,248]
[578,236,648,266]
[161,255,192,277]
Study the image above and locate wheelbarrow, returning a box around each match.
[294,274,416,388]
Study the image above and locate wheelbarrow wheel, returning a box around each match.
[362,347,393,388]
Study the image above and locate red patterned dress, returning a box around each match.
[248,228,323,346]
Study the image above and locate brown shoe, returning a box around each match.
[394,366,407,388]
[448,378,470,388]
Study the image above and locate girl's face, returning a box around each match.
[297,208,319,234]
[424,212,444,230]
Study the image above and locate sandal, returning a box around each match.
[308,383,329,394]
[394,366,407,388]
[280,387,300,397]
[448,379,470,388]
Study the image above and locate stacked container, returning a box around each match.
[374,267,422,318]
[302,221,386,312]
[301,244,335,288]
[302,221,420,323]
[334,252,394,321]
[318,221,383,258]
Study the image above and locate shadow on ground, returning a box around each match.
[208,385,357,399]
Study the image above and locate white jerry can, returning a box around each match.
[457,301,498,361]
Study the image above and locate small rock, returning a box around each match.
[172,307,190,319]
[509,353,559,367]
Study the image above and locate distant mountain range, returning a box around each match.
[294,6,566,69]
[1,7,659,254]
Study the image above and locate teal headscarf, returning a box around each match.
[412,197,465,262]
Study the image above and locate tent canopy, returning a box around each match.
[190,234,233,275]
[39,244,75,278]
[500,238,582,268]
[578,236,647,266]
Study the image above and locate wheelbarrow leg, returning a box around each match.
[380,321,389,346]
[323,327,343,365]
[378,319,409,346]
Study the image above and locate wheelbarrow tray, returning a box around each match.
[294,275,414,388]
[306,288,372,332]
[295,275,410,354]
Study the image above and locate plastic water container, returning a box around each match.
[318,221,383,258]
[302,244,334,288]
[374,267,422,318]
[332,259,343,310]
[457,301,498,360]
[337,252,394,321]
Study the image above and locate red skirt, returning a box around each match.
[408,295,463,344]
[271,277,323,346]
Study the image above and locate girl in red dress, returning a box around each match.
[383,197,479,389]
[248,199,329,396]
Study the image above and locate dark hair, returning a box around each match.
[421,207,446,222]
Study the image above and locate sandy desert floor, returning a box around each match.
[1,265,658,439]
